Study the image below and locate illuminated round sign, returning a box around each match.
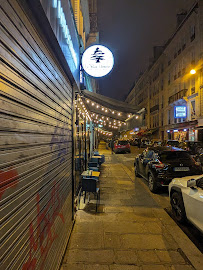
[82,45,114,77]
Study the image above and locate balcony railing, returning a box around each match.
[168,89,187,104]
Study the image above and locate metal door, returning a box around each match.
[0,1,74,269]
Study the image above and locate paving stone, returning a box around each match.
[143,222,163,234]
[61,263,84,270]
[137,250,160,263]
[121,234,167,249]
[64,249,114,264]
[141,265,168,270]
[73,221,104,233]
[168,251,187,264]
[68,232,103,249]
[104,206,134,213]
[155,250,174,263]
[104,232,121,249]
[110,265,140,270]
[103,222,146,234]
[84,264,110,270]
[116,212,159,222]
[162,233,179,250]
[114,250,138,264]
[170,266,194,270]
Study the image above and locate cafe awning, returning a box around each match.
[82,90,139,114]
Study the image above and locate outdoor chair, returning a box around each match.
[82,177,100,212]
[88,161,99,169]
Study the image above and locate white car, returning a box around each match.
[169,175,203,233]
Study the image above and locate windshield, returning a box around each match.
[159,151,193,163]
[167,141,179,147]
[118,141,128,145]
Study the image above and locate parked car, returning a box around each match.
[134,146,202,193]
[150,140,162,147]
[140,139,151,148]
[131,138,139,146]
[163,140,180,147]
[114,140,131,153]
[179,141,203,155]
[169,175,203,233]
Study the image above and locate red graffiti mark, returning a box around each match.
[0,168,19,200]
[22,182,64,270]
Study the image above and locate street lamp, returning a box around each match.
[190,69,196,75]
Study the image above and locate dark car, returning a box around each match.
[114,140,131,153]
[140,139,151,148]
[179,141,203,155]
[163,140,180,147]
[131,138,139,146]
[134,146,202,193]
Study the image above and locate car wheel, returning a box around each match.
[134,165,140,177]
[171,192,186,223]
[148,173,158,193]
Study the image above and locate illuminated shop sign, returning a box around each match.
[82,45,114,77]
[174,106,187,118]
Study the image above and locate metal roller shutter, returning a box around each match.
[0,1,74,269]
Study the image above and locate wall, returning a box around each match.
[0,1,73,269]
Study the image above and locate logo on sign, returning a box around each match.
[82,45,114,77]
[174,106,187,118]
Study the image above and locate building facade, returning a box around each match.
[0,0,98,269]
[125,0,203,142]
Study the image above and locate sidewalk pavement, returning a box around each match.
[61,142,203,270]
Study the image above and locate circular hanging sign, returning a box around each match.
[82,45,114,77]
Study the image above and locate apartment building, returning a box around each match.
[126,0,203,142]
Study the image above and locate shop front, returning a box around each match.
[166,120,198,142]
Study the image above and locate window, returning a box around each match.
[191,78,195,94]
[168,110,171,124]
[168,72,171,85]
[191,100,195,118]
[146,150,154,159]
[190,25,195,42]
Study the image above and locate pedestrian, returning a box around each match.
[110,139,114,154]
[137,138,141,148]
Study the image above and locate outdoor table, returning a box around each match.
[81,170,100,178]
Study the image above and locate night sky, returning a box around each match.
[97,0,187,101]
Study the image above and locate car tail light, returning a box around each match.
[154,162,165,169]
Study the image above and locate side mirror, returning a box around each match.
[187,179,196,188]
